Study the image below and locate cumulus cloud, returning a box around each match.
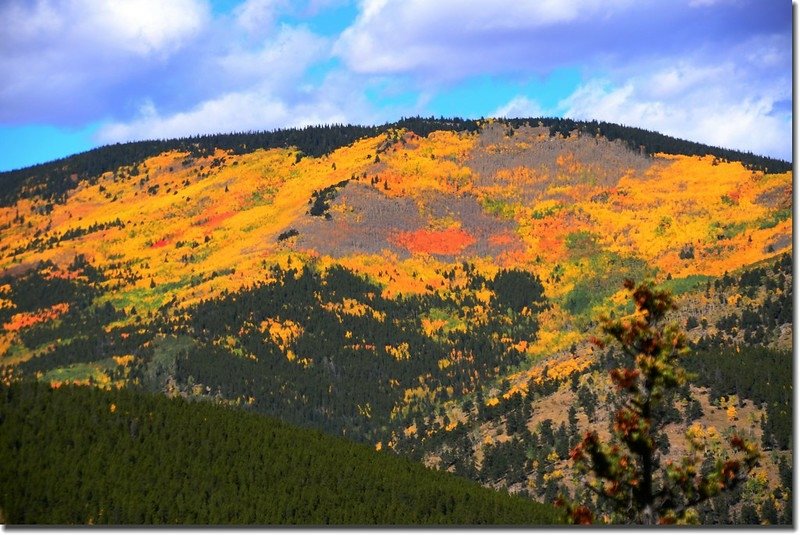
[0,0,210,124]
[1,0,208,56]
[97,91,303,142]
[688,0,741,7]
[1,0,790,163]
[96,63,384,144]
[333,0,788,159]
[334,0,638,78]
[559,54,791,160]
[0,0,353,137]
[96,83,364,143]
[92,20,374,144]
[215,25,329,91]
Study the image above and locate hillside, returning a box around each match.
[0,380,562,525]
[0,117,792,525]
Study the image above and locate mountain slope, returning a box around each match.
[0,117,792,525]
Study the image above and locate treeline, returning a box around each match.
[685,253,793,454]
[1,116,788,207]
[0,258,147,384]
[0,381,563,525]
[0,118,477,206]
[0,124,379,206]
[0,257,102,327]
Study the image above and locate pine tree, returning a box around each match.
[562,280,760,525]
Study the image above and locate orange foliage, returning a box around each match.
[488,232,515,247]
[391,228,476,255]
[421,318,448,337]
[112,355,135,367]
[259,317,303,352]
[3,303,69,332]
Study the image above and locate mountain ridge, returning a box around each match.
[0,116,790,207]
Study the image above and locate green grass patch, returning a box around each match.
[105,286,168,312]
[564,230,601,259]
[424,308,467,337]
[248,186,277,206]
[659,274,712,296]
[480,197,516,219]
[531,203,562,220]
[708,220,748,240]
[757,208,791,230]
[563,253,653,317]
[107,276,193,312]
[39,358,115,383]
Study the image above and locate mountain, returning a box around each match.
[0,117,792,525]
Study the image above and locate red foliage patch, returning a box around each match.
[151,238,169,248]
[198,211,235,229]
[391,228,476,255]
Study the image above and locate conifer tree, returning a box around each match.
[561,280,759,525]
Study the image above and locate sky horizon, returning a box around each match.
[0,0,792,172]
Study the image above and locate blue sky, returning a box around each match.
[0,0,792,171]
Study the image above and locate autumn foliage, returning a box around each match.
[391,228,476,255]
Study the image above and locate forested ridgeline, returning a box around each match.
[0,381,563,525]
[0,116,789,206]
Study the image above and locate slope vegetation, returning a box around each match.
[0,117,792,525]
[0,381,562,525]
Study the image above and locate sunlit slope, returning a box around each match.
[0,121,790,334]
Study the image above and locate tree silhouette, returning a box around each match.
[562,280,759,525]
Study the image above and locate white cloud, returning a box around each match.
[95,61,388,144]
[234,0,286,36]
[0,0,210,123]
[2,0,788,165]
[333,0,637,77]
[491,96,547,119]
[559,57,791,160]
[1,0,209,57]
[98,91,296,141]
[96,85,357,143]
[85,0,209,56]
[688,0,740,7]
[216,25,329,90]
[94,21,357,143]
